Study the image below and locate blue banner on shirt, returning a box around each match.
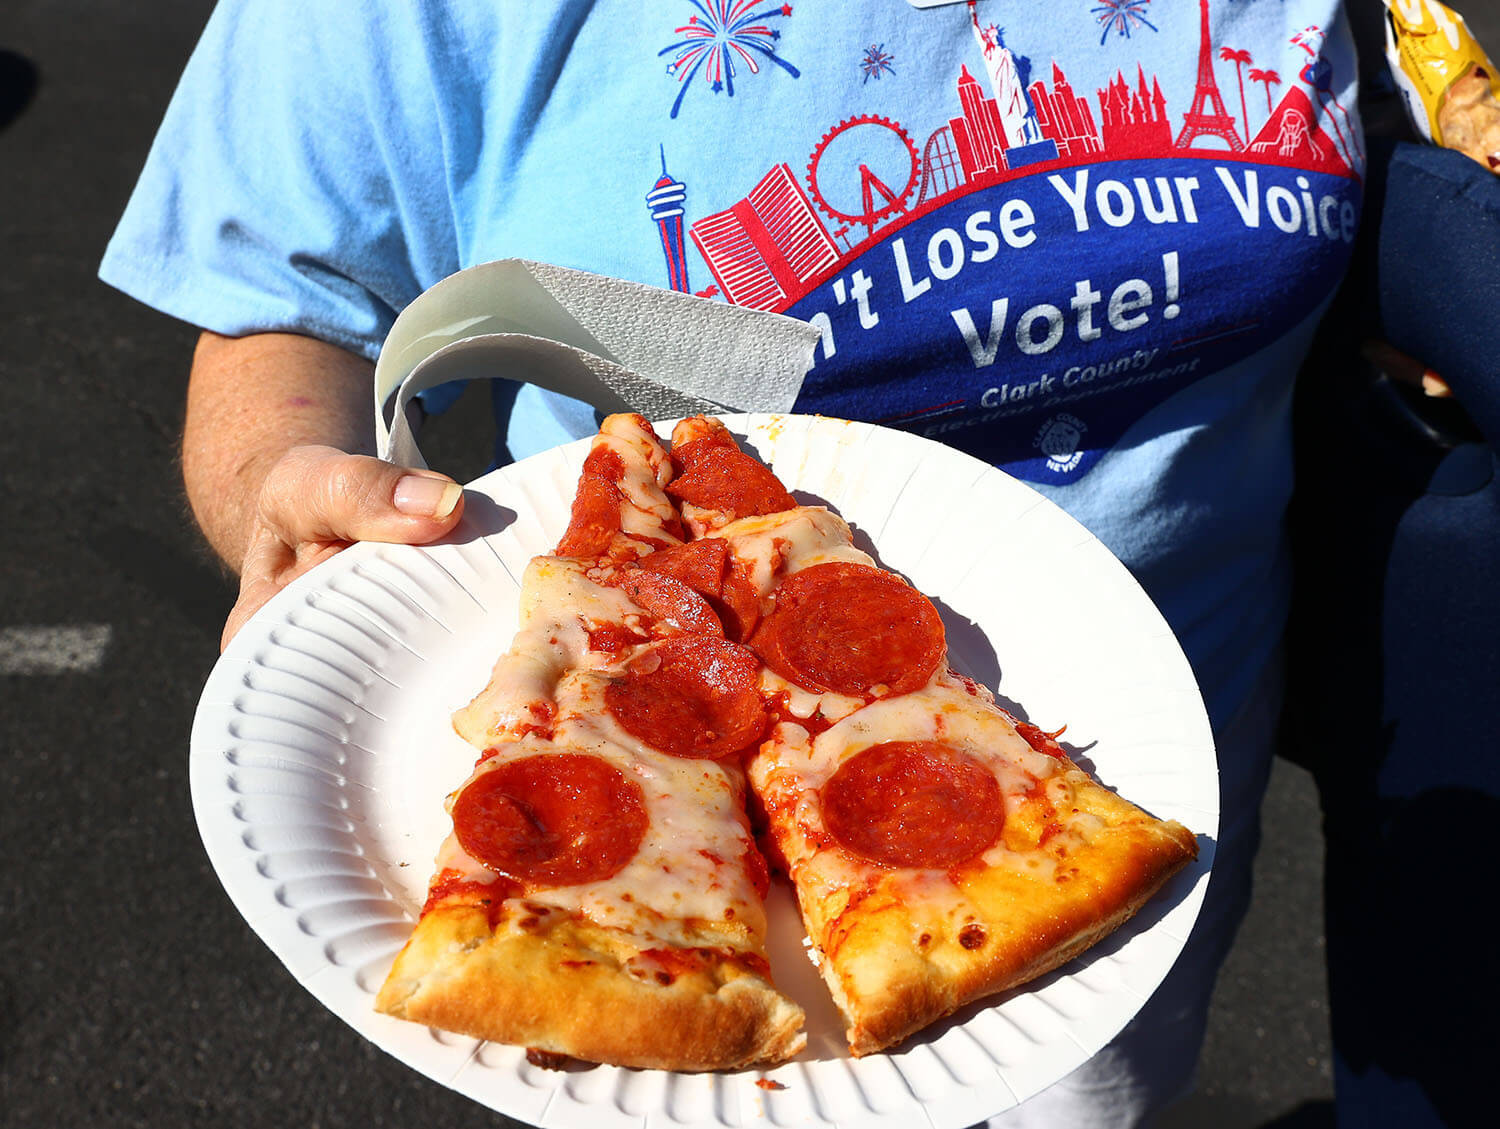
[786,156,1359,483]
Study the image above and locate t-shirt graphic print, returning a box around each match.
[637,0,1361,485]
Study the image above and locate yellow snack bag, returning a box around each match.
[1384,0,1500,171]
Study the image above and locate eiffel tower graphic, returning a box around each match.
[1175,0,1244,151]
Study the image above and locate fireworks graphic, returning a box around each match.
[860,43,896,83]
[1091,0,1160,45]
[660,1,800,119]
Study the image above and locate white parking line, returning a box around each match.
[0,624,112,675]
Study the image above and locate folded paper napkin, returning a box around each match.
[374,260,821,468]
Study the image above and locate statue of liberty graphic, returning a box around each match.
[966,1,1057,164]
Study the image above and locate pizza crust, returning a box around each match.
[800,790,1197,1055]
[376,902,807,1072]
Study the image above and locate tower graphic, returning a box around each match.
[646,146,691,293]
[1030,61,1102,160]
[1098,65,1172,156]
[1175,0,1244,151]
[949,64,1007,178]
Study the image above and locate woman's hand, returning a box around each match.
[180,330,467,650]
[221,444,464,649]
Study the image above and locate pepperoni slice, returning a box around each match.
[668,419,738,470]
[641,538,729,593]
[555,446,625,558]
[636,538,760,640]
[667,441,796,520]
[821,742,1004,869]
[616,569,724,636]
[452,754,648,887]
[751,562,945,696]
[717,559,762,641]
[605,636,768,759]
[585,623,650,658]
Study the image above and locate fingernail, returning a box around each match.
[394,475,462,519]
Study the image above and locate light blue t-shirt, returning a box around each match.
[101,0,1362,728]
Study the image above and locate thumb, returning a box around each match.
[259,446,465,548]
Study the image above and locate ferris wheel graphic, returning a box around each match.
[805,115,920,239]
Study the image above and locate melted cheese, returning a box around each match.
[751,669,1104,891]
[451,558,643,747]
[440,736,765,949]
[596,421,682,549]
[760,669,864,724]
[714,506,871,593]
[441,551,767,951]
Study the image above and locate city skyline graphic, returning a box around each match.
[647,0,1360,312]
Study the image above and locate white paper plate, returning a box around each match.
[190,414,1218,1129]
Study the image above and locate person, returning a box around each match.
[1284,129,1500,1128]
[100,2,1363,1125]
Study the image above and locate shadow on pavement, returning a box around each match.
[1151,1095,1334,1129]
[85,524,236,641]
[1263,1101,1336,1129]
[0,50,38,132]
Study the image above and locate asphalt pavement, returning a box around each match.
[0,2,1393,1126]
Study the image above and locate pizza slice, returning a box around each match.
[667,416,1199,1057]
[376,414,805,1071]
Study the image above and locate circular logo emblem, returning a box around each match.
[1034,413,1087,473]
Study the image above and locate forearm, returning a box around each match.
[182,330,375,570]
